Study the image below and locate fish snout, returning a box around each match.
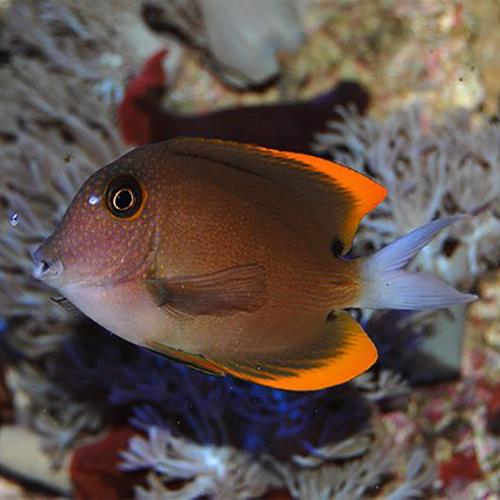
[32,245,63,283]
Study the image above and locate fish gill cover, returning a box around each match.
[0,0,498,498]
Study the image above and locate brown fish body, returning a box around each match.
[34,138,474,391]
[69,144,358,357]
[155,153,360,355]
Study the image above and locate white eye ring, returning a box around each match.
[112,188,135,212]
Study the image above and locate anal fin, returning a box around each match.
[212,312,378,391]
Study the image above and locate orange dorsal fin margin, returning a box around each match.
[259,147,387,225]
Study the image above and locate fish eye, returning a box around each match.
[105,175,143,218]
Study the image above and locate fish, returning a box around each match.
[33,138,477,391]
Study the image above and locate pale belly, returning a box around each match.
[60,280,182,348]
[61,261,333,360]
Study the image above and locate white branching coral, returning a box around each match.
[4,0,171,81]
[266,426,396,500]
[120,427,278,499]
[387,448,436,500]
[354,370,411,403]
[313,105,500,288]
[120,421,430,499]
[5,364,102,468]
[267,435,435,500]
[0,0,145,341]
[0,57,124,330]
[291,427,373,467]
[0,0,184,340]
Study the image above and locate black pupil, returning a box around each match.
[114,189,134,210]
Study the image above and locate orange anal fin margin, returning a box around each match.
[212,311,378,391]
[147,340,225,377]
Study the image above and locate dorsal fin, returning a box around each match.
[166,138,386,254]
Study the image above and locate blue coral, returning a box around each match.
[44,319,375,458]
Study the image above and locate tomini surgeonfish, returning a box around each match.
[33,138,476,391]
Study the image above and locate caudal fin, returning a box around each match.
[358,217,477,310]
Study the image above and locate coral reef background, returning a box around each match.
[0,0,498,498]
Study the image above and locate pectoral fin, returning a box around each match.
[146,263,266,318]
[211,311,378,391]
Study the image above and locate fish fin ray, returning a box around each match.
[146,263,266,317]
[50,296,86,320]
[211,311,377,391]
[166,138,387,254]
[147,341,225,376]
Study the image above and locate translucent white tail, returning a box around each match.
[358,217,477,310]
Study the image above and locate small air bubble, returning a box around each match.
[256,365,262,371]
[9,212,19,226]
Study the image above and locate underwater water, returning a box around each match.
[0,1,499,499]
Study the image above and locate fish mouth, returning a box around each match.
[32,246,64,284]
[32,256,64,283]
